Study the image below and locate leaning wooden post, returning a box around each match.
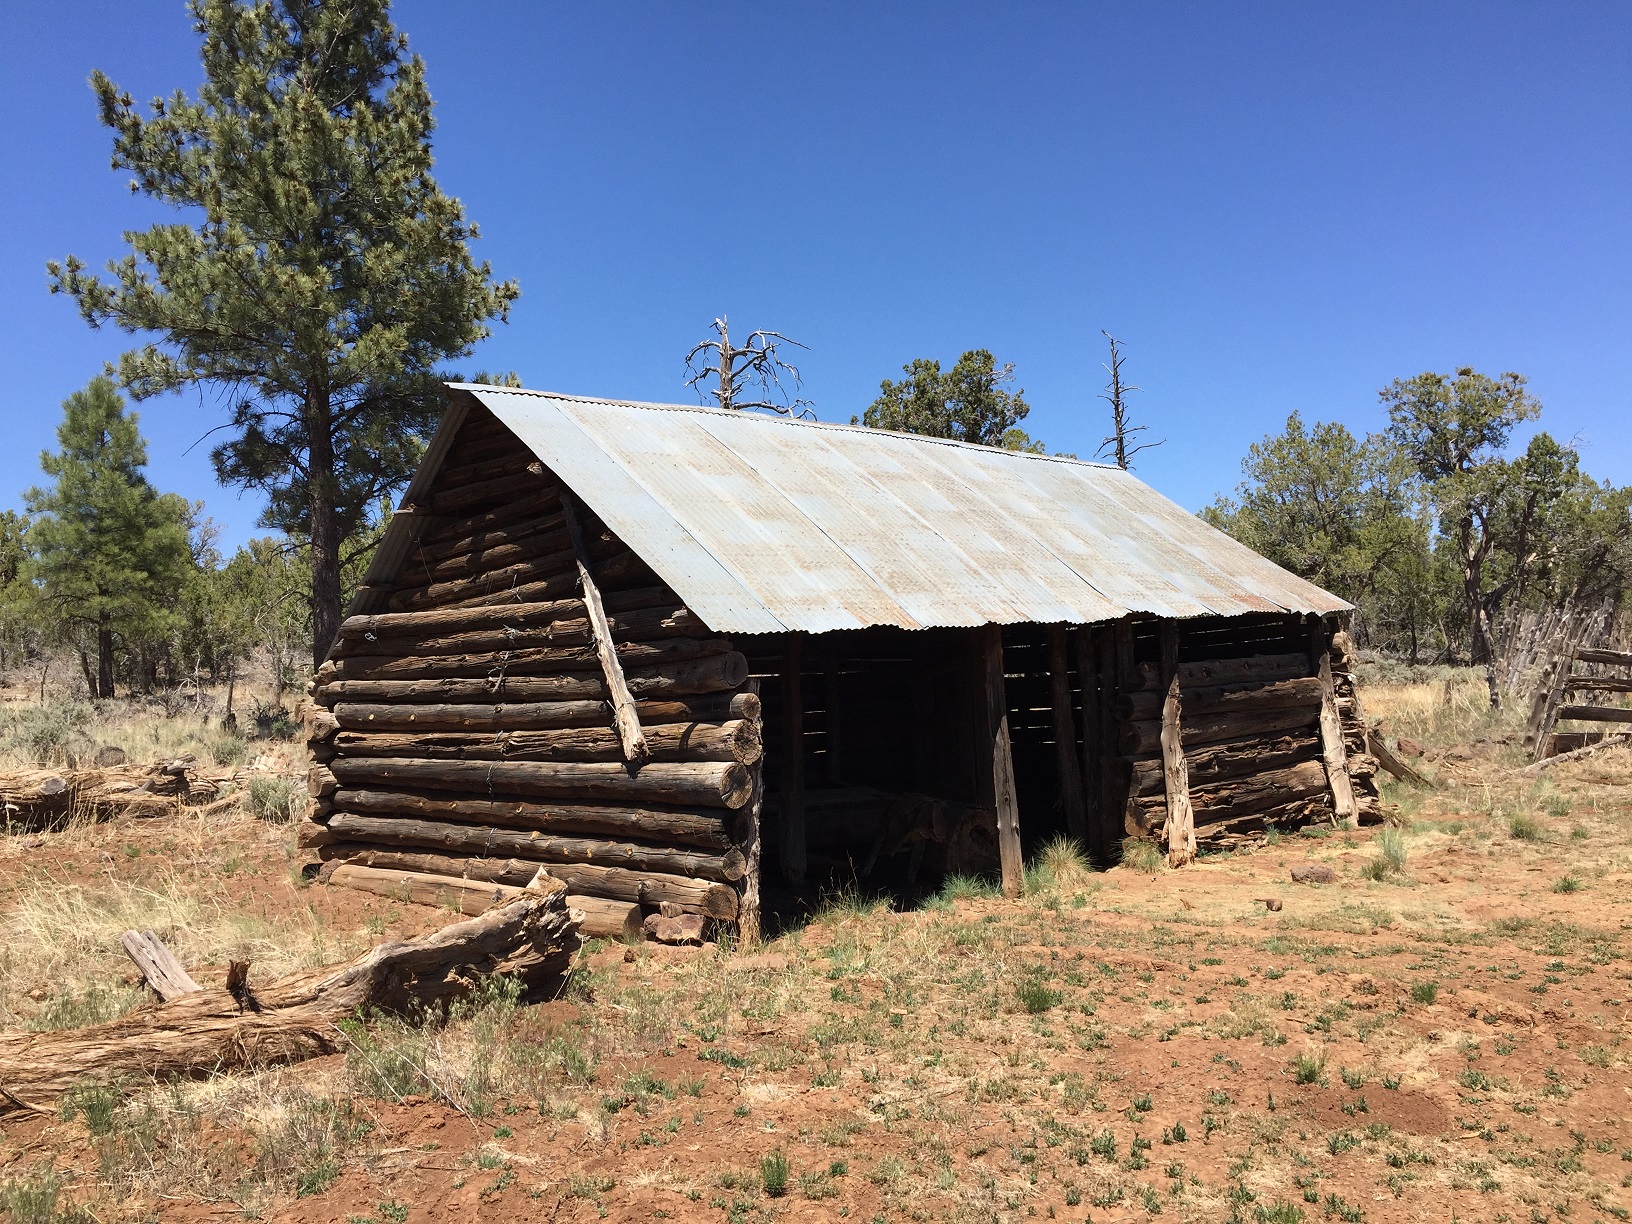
[1048,624,1089,843]
[738,756,764,948]
[978,624,1024,898]
[779,633,807,886]
[1310,620,1357,828]
[559,491,648,765]
[1158,623,1196,867]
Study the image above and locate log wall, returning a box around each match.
[302,402,762,933]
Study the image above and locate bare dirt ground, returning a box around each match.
[3,674,1632,1224]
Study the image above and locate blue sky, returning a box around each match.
[3,1,1628,552]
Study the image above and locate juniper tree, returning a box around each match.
[49,0,518,665]
[24,378,193,698]
[858,349,1044,451]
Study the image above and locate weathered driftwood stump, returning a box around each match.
[0,880,580,1114]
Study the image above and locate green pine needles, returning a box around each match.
[49,0,518,663]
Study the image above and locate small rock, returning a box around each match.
[26,988,46,1001]
[643,913,706,946]
[1290,863,1336,885]
[1443,744,1473,761]
[93,745,128,767]
[622,947,637,964]
[1395,737,1424,758]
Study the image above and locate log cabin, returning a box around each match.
[301,385,1379,941]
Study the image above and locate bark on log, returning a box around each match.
[328,863,538,916]
[313,654,751,707]
[338,587,673,640]
[1125,759,1330,835]
[1121,704,1319,755]
[435,452,549,494]
[331,719,761,766]
[328,756,753,809]
[1563,677,1632,694]
[1556,704,1632,724]
[317,811,746,881]
[1128,732,1321,796]
[335,607,702,660]
[315,843,737,919]
[416,512,567,566]
[330,786,733,848]
[420,493,559,548]
[1576,647,1632,667]
[414,551,652,611]
[1133,652,1311,692]
[430,467,551,514]
[1119,675,1323,722]
[120,931,201,1002]
[0,887,578,1113]
[318,637,733,684]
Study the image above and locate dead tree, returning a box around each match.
[1094,331,1162,470]
[684,317,814,418]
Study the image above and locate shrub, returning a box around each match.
[760,1150,789,1198]
[1411,981,1439,1005]
[1509,812,1542,841]
[1017,979,1063,1014]
[1553,875,1582,894]
[208,733,250,766]
[933,874,999,905]
[1032,835,1091,891]
[3,702,93,766]
[248,774,304,823]
[250,699,298,740]
[1291,1051,1325,1084]
[1119,837,1164,874]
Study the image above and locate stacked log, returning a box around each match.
[303,404,761,933]
[1119,631,1351,848]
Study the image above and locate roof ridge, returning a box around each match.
[443,382,1118,469]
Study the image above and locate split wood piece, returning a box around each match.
[569,895,644,940]
[1518,733,1630,774]
[1125,759,1331,836]
[328,863,537,916]
[1577,647,1632,667]
[309,765,338,799]
[1563,677,1632,694]
[334,607,704,661]
[1048,625,1088,843]
[780,633,806,885]
[1556,704,1632,724]
[315,811,745,881]
[331,719,761,766]
[420,551,654,611]
[0,887,578,1113]
[318,636,733,685]
[1365,729,1436,789]
[328,757,753,810]
[429,467,551,514]
[560,491,648,765]
[329,693,755,736]
[316,843,737,920]
[1118,675,1323,722]
[120,931,201,1002]
[1158,624,1195,867]
[328,787,733,849]
[1121,704,1320,755]
[977,624,1023,899]
[1131,651,1311,693]
[1127,732,1322,797]
[314,654,751,708]
[1315,653,1358,828]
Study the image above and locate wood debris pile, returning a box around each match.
[0,756,245,829]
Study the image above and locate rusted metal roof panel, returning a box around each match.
[449,386,1350,634]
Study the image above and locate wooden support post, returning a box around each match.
[1522,649,1566,760]
[1048,624,1089,843]
[1310,621,1357,828]
[779,633,807,886]
[1158,623,1196,867]
[1075,626,1103,857]
[559,492,649,765]
[978,624,1024,898]
[738,679,764,947]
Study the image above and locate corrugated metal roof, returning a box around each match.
[424,385,1348,635]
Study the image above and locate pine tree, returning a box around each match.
[48,0,518,665]
[24,378,193,698]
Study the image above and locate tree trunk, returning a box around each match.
[308,383,343,668]
[1459,522,1499,709]
[97,618,115,699]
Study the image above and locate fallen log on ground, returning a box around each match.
[0,884,580,1114]
[0,760,243,830]
[1518,733,1630,775]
